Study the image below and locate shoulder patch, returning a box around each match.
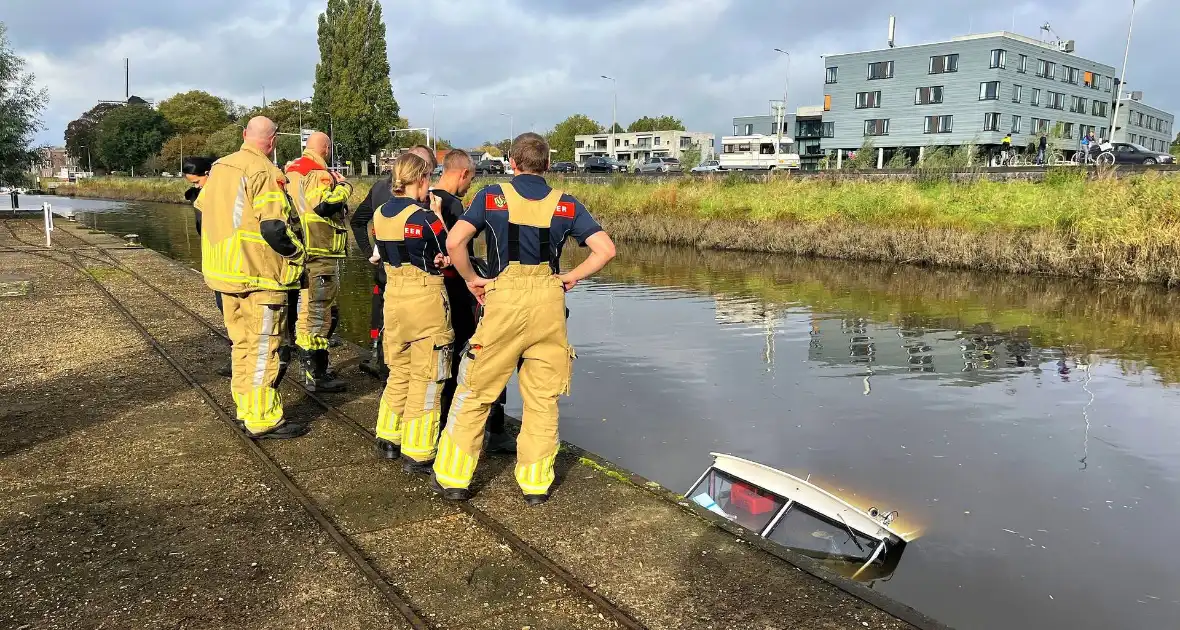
[554,201,576,219]
[485,191,508,210]
[430,219,444,235]
[404,223,424,239]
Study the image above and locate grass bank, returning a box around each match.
[59,171,1180,284]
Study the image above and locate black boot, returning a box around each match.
[216,360,232,378]
[484,404,516,454]
[249,422,311,440]
[303,349,346,393]
[359,332,388,379]
[523,493,551,507]
[401,456,435,475]
[375,439,400,459]
[430,475,472,501]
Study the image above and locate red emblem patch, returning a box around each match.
[404,224,423,239]
[554,201,576,219]
[485,193,508,210]
[276,178,286,191]
[430,219,444,235]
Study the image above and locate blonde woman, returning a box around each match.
[372,153,455,473]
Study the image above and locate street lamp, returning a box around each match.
[420,92,447,151]
[1109,0,1138,143]
[500,112,514,146]
[773,48,791,142]
[79,145,92,174]
[600,75,617,159]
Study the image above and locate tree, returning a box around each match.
[477,142,502,157]
[679,143,702,171]
[626,115,685,132]
[0,23,48,184]
[546,114,603,162]
[157,90,232,135]
[1172,132,1180,159]
[495,138,511,156]
[205,123,243,158]
[608,122,624,133]
[94,104,171,172]
[64,102,120,172]
[844,138,877,170]
[312,0,400,171]
[159,133,211,172]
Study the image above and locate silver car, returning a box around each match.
[636,157,683,174]
[690,159,720,173]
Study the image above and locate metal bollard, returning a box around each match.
[42,202,53,247]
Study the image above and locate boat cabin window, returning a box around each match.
[688,467,787,533]
[766,502,878,561]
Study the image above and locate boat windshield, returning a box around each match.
[766,502,878,561]
[688,468,787,533]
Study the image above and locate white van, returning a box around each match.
[719,134,801,171]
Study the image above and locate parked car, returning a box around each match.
[432,164,443,177]
[580,157,626,173]
[1098,142,1174,165]
[550,161,577,173]
[691,160,721,174]
[636,157,683,174]
[603,158,630,173]
[474,159,505,175]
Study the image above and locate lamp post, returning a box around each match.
[600,75,617,159]
[773,48,791,142]
[500,112,514,145]
[1109,0,1138,143]
[421,92,447,151]
[80,145,92,174]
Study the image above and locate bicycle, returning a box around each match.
[996,150,1024,167]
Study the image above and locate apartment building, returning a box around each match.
[1112,95,1174,153]
[732,102,829,170]
[819,31,1152,163]
[573,130,715,165]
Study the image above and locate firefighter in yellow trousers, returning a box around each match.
[372,153,456,474]
[285,131,351,393]
[197,116,308,439]
[434,133,616,504]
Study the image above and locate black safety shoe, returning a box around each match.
[523,493,551,507]
[374,439,400,460]
[303,350,347,393]
[249,422,311,440]
[328,334,343,348]
[401,457,435,475]
[216,361,233,377]
[430,476,472,501]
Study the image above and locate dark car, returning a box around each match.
[474,159,505,175]
[1098,142,1174,166]
[550,161,577,173]
[581,156,627,173]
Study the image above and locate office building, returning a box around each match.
[732,102,829,170]
[573,130,714,165]
[1112,95,1174,153]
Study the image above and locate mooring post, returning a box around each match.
[42,202,53,247]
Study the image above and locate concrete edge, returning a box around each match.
[91,229,952,630]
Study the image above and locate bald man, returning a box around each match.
[197,116,307,439]
[352,144,437,378]
[286,131,352,393]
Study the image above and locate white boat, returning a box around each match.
[687,453,909,582]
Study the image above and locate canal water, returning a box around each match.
[50,197,1180,630]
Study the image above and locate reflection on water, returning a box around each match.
[71,199,1180,630]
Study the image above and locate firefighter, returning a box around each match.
[372,152,455,473]
[183,156,231,378]
[352,144,437,379]
[285,131,351,393]
[196,116,307,439]
[433,133,616,504]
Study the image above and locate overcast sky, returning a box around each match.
[6,0,1176,148]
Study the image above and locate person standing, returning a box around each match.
[1037,133,1049,165]
[433,133,616,505]
[183,156,232,377]
[431,149,515,455]
[372,153,454,472]
[196,117,307,439]
[285,131,351,393]
[352,144,437,378]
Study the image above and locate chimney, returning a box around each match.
[888,16,896,48]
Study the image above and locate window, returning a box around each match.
[1032,118,1051,134]
[863,119,889,136]
[744,123,753,135]
[1018,54,1028,73]
[867,61,894,79]
[821,121,835,138]
[823,94,831,112]
[929,54,959,74]
[1080,124,1094,140]
[924,115,953,134]
[1062,122,1074,139]
[1101,75,1112,91]
[856,91,882,109]
[1037,59,1055,79]
[983,113,1001,132]
[825,67,838,84]
[1031,88,1041,106]
[654,136,661,145]
[990,49,1006,69]
[1099,126,1107,139]
[1084,71,1095,88]
[914,86,944,105]
[979,81,1000,100]
[1063,66,1080,84]
[1047,91,1065,110]
[615,139,620,147]
[1011,115,1022,133]
[1013,85,1023,103]
[1071,96,1087,113]
[1147,115,1156,129]
[575,140,584,149]
[680,136,693,149]
[1092,100,1108,118]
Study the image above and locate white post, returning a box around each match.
[1109,0,1137,143]
[918,146,926,164]
[877,147,885,169]
[836,150,843,169]
[42,202,53,247]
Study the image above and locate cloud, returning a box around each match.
[8,0,1177,148]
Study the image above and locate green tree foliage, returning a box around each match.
[65,102,121,172]
[679,143,702,170]
[95,104,171,172]
[477,142,502,157]
[885,148,911,169]
[844,138,877,170]
[607,122,624,133]
[157,90,231,135]
[495,138,511,156]
[204,123,243,158]
[0,23,48,184]
[1172,132,1179,159]
[546,114,603,162]
[158,133,211,172]
[627,115,685,132]
[312,0,400,169]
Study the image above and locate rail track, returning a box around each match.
[2,218,648,630]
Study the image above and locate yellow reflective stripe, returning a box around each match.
[253,191,286,208]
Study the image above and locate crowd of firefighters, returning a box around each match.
[185,116,616,504]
